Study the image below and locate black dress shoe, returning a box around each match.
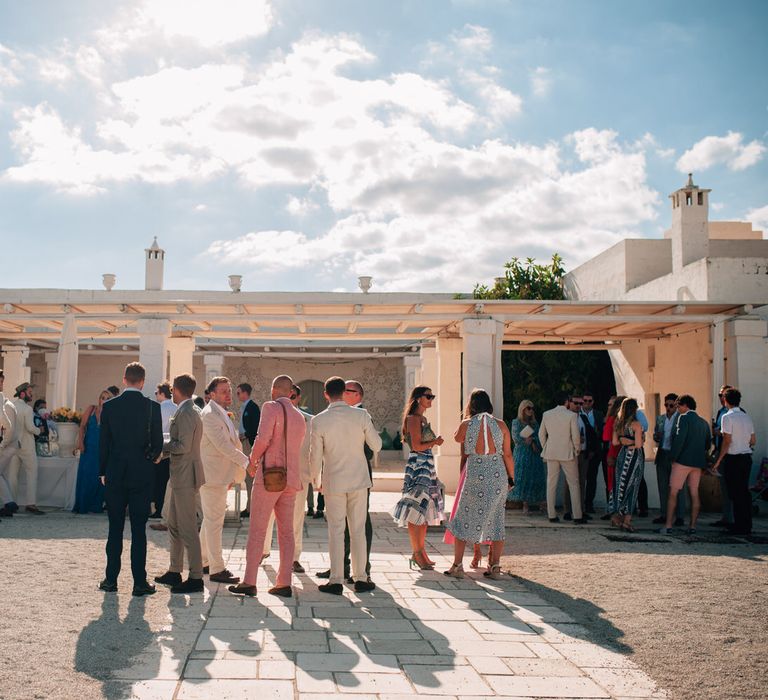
[674,517,685,527]
[354,580,376,593]
[563,512,573,521]
[548,517,560,523]
[203,566,210,574]
[154,571,182,587]
[313,510,324,519]
[172,578,204,594]
[210,569,240,584]
[98,579,118,592]
[315,569,331,579]
[306,508,315,517]
[319,583,344,595]
[0,507,13,517]
[228,583,257,597]
[240,509,250,518]
[573,518,587,525]
[345,576,355,585]
[132,582,157,597]
[269,585,292,597]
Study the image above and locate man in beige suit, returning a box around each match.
[199,376,249,584]
[155,374,206,594]
[539,392,585,524]
[309,376,382,595]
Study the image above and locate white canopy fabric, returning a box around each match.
[52,314,78,410]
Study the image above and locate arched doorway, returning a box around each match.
[298,379,325,415]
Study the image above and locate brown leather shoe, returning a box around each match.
[292,561,305,573]
[210,569,240,584]
[228,583,256,597]
[269,585,292,598]
[149,523,168,531]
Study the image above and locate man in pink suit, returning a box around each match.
[229,375,306,598]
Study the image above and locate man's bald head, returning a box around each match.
[272,374,294,399]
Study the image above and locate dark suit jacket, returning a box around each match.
[99,390,163,488]
[670,410,711,469]
[241,398,261,445]
[580,410,603,454]
[166,400,205,490]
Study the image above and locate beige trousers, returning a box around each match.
[167,486,204,579]
[199,483,229,574]
[8,447,38,505]
[546,459,583,520]
[324,488,368,584]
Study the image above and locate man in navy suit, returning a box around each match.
[99,362,163,596]
[237,383,260,517]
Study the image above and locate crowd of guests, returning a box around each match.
[504,386,756,537]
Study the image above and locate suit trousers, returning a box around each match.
[563,453,588,515]
[243,481,297,587]
[167,486,203,578]
[324,489,368,584]
[0,447,18,504]
[105,482,152,584]
[199,484,229,574]
[583,450,604,510]
[152,457,170,514]
[263,483,309,559]
[8,447,38,505]
[343,489,372,576]
[546,459,582,520]
[723,454,752,533]
[243,438,254,513]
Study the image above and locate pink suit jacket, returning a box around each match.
[249,396,307,491]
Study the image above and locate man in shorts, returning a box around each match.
[660,394,711,535]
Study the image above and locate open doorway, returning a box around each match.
[297,379,325,415]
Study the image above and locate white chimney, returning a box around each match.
[145,237,165,291]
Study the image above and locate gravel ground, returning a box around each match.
[499,511,768,700]
[1,507,766,700]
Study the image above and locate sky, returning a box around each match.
[0,0,766,293]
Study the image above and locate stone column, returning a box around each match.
[461,318,504,418]
[1,346,30,396]
[418,345,438,394]
[403,354,422,458]
[138,319,171,398]
[725,317,768,465]
[203,354,225,386]
[45,352,58,405]
[168,336,195,383]
[435,337,462,494]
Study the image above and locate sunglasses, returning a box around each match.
[423,394,436,400]
[665,402,676,408]
[344,389,361,394]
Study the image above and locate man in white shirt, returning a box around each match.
[199,376,249,584]
[0,370,19,516]
[9,383,44,514]
[309,376,382,594]
[712,388,755,536]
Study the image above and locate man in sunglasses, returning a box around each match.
[653,393,686,526]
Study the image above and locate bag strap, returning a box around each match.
[279,400,288,464]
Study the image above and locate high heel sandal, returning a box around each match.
[469,555,482,569]
[443,562,464,579]
[483,564,503,580]
[408,553,434,571]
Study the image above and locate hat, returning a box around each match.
[14,382,33,396]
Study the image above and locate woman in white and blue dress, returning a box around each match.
[445,389,515,580]
[391,386,445,570]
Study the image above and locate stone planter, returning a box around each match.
[55,422,79,456]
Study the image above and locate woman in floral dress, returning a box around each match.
[507,399,546,514]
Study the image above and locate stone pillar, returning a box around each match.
[45,352,58,405]
[168,336,195,383]
[711,321,725,413]
[138,319,171,398]
[203,354,225,386]
[725,317,768,465]
[1,346,30,396]
[435,337,462,494]
[418,345,438,395]
[461,318,504,418]
[403,354,422,458]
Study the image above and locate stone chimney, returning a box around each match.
[145,237,165,291]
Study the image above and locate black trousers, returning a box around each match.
[723,454,753,533]
[584,450,605,510]
[105,483,152,584]
[152,458,170,514]
[342,490,372,576]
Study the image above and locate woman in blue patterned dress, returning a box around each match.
[609,397,645,533]
[73,387,116,514]
[391,386,445,570]
[507,399,546,514]
[445,389,515,580]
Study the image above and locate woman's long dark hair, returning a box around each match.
[464,388,493,418]
[402,385,431,435]
[615,397,638,435]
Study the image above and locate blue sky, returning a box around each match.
[0,0,766,292]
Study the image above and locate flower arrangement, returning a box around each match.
[50,407,82,424]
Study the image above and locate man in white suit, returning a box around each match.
[539,392,585,524]
[9,383,44,514]
[0,370,20,516]
[199,376,249,584]
[309,376,382,594]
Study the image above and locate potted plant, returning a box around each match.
[50,407,82,456]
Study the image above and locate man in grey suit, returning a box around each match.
[154,374,206,593]
[661,394,711,535]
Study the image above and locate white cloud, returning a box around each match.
[451,24,493,57]
[676,131,765,172]
[0,43,21,88]
[530,66,551,97]
[745,205,768,231]
[710,201,725,212]
[460,69,522,123]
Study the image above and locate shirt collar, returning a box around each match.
[123,387,142,393]
[329,401,347,408]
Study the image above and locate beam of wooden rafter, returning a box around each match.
[396,321,409,333]
[347,322,358,333]
[298,320,307,333]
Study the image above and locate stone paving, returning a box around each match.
[115,495,667,699]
